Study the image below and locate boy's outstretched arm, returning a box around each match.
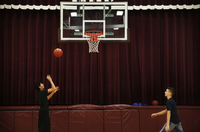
[151,109,167,118]
[46,75,56,89]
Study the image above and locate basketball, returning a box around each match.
[53,48,63,57]
[152,100,159,106]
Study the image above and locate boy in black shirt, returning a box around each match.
[151,87,184,132]
[34,75,59,132]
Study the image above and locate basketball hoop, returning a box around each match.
[84,30,103,53]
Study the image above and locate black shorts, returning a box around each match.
[38,111,50,132]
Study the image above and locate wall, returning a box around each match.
[0,104,199,132]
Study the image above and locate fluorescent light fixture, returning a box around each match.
[116,11,123,16]
[75,29,79,32]
[104,0,114,1]
[71,12,77,17]
[96,0,102,2]
[113,28,119,30]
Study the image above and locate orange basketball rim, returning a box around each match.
[84,30,103,41]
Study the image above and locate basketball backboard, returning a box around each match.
[59,1,129,43]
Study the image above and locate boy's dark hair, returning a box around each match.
[34,80,41,91]
[167,87,175,96]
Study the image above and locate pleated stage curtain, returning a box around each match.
[0,3,200,106]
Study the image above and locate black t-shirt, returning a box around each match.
[166,98,180,124]
[37,89,49,112]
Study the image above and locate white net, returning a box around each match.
[87,38,100,53]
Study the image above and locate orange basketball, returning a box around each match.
[53,48,63,57]
[152,100,159,106]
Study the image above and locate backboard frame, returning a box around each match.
[59,1,129,43]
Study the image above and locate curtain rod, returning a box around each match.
[0,4,199,10]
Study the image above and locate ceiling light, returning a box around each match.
[116,11,123,16]
[71,12,77,17]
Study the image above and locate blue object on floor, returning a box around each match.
[133,102,138,105]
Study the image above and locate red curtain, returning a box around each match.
[0,8,200,106]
